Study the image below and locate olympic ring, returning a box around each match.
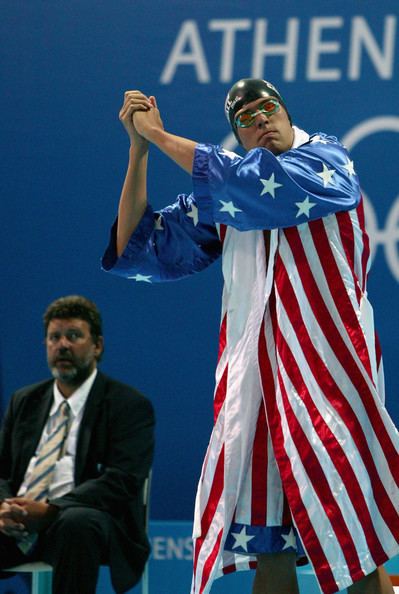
[343,117,399,282]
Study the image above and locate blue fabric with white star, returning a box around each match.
[225,522,306,559]
[102,132,359,283]
[192,133,360,230]
[102,194,222,282]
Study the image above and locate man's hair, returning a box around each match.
[43,295,103,341]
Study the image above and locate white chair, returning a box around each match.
[5,472,152,594]
[5,561,52,594]
[141,470,152,594]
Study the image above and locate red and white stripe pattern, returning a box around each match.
[191,205,399,594]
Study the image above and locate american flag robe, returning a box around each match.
[102,127,399,594]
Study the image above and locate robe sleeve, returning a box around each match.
[192,134,361,230]
[101,194,222,283]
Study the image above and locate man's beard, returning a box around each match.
[49,357,93,386]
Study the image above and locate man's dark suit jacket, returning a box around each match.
[0,370,155,593]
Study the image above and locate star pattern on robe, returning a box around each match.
[317,163,336,187]
[343,158,356,176]
[231,526,256,552]
[127,274,152,283]
[260,173,283,198]
[282,528,297,550]
[295,196,316,218]
[310,135,328,145]
[187,203,199,226]
[154,215,164,231]
[219,200,242,218]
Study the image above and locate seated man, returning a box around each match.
[0,295,155,594]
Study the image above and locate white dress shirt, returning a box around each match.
[18,369,98,499]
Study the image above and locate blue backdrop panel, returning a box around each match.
[1,0,398,526]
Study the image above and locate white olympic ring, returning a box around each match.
[343,117,399,282]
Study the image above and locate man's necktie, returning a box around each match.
[18,400,71,553]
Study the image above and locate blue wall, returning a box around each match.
[1,0,398,522]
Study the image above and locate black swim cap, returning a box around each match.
[225,78,291,143]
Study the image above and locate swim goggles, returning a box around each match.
[235,98,280,128]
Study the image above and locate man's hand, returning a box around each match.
[0,500,29,539]
[5,498,58,533]
[133,96,164,143]
[119,90,154,148]
[120,88,194,174]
